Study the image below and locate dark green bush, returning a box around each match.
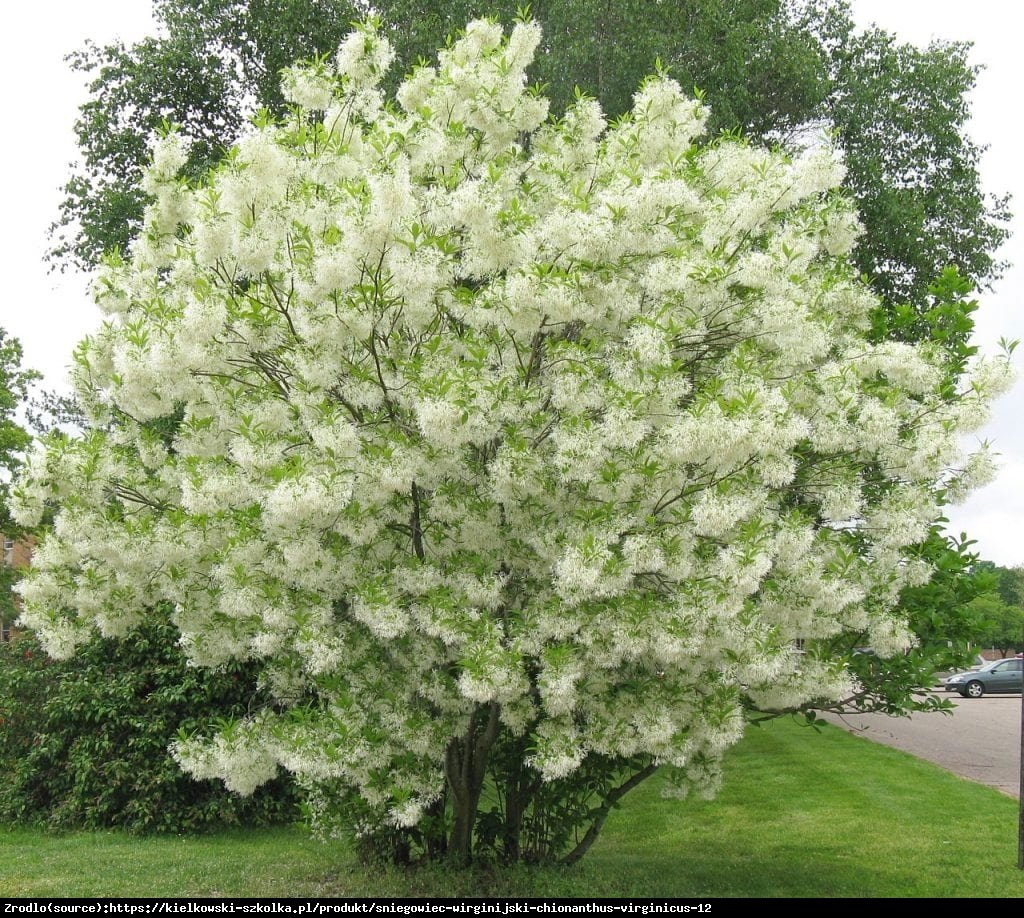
[0,615,298,833]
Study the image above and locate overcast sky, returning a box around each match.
[1,1,1022,565]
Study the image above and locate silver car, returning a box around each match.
[944,657,1023,698]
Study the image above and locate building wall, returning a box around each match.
[3,535,32,568]
[1,532,33,642]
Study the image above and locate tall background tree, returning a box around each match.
[826,21,1011,325]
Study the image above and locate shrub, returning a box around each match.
[0,614,297,833]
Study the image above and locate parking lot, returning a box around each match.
[821,691,1023,798]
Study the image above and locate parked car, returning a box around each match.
[944,657,1024,698]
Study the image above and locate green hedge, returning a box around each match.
[0,615,297,833]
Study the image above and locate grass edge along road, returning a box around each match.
[2,717,1022,898]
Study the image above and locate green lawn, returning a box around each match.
[3,717,1022,898]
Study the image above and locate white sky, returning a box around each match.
[1,1,1022,565]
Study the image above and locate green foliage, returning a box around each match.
[976,559,1024,607]
[868,267,981,397]
[898,528,996,648]
[376,0,830,136]
[0,564,17,629]
[50,0,362,271]
[952,562,1024,655]
[0,617,298,834]
[826,20,1011,310]
[967,592,1024,656]
[811,527,996,715]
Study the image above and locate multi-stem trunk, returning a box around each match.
[445,702,501,865]
[497,733,540,863]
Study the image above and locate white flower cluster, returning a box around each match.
[13,18,1012,823]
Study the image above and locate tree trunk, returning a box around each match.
[424,792,448,861]
[444,702,501,865]
[502,740,539,863]
[504,781,525,864]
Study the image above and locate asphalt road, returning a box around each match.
[820,690,1024,798]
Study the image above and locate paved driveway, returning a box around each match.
[820,691,1023,798]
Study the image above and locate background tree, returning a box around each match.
[376,0,833,140]
[16,20,1009,864]
[968,593,1024,657]
[976,560,1024,609]
[49,0,362,271]
[968,562,1024,656]
[824,20,1011,322]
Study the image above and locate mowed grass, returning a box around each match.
[3,717,1023,898]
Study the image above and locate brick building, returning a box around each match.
[1,533,32,642]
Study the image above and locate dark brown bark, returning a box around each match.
[444,702,501,865]
[424,793,448,860]
[500,737,541,863]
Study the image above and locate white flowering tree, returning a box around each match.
[14,19,1011,864]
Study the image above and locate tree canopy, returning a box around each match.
[825,21,1010,313]
[968,562,1024,656]
[49,0,1009,331]
[16,19,1011,864]
[969,593,1024,657]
